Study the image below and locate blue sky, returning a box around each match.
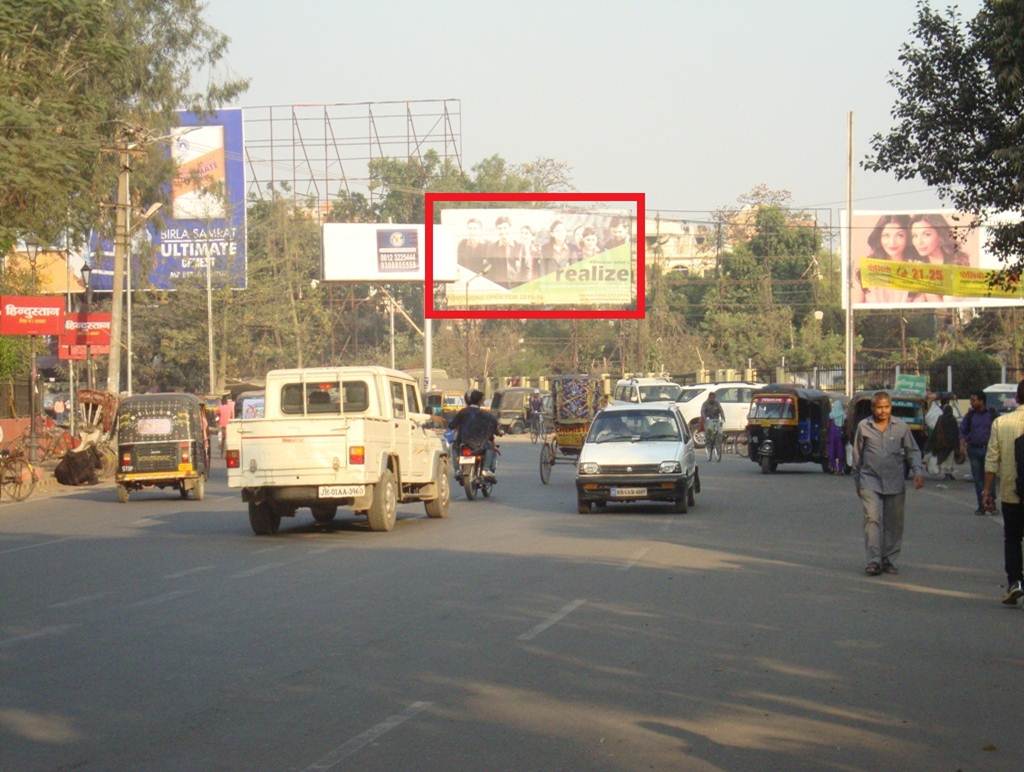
[202,0,982,214]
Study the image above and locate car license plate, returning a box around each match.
[611,486,646,498]
[318,485,364,498]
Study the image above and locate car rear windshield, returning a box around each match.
[588,410,680,443]
[638,384,682,402]
[676,388,703,403]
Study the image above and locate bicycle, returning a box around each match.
[10,421,73,463]
[529,413,546,444]
[704,418,724,462]
[1,448,36,502]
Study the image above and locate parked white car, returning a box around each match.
[675,381,765,447]
[611,377,683,405]
[575,402,699,514]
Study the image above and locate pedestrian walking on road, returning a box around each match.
[962,390,997,515]
[852,391,925,576]
[981,379,1024,606]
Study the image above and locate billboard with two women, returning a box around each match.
[841,210,1022,309]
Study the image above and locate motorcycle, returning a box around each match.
[456,444,498,500]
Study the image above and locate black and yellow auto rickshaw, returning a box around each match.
[746,385,832,473]
[114,393,210,503]
[490,387,552,434]
[424,389,465,420]
[846,390,928,476]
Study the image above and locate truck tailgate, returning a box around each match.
[231,419,352,486]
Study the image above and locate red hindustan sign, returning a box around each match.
[0,295,64,336]
[59,312,112,346]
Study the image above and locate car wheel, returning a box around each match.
[673,491,688,514]
[248,500,281,535]
[687,478,696,506]
[577,498,592,514]
[367,469,398,531]
[424,458,450,518]
[690,419,706,448]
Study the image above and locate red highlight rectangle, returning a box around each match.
[424,192,645,319]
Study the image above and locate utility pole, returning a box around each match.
[106,140,130,395]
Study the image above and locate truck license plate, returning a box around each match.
[318,485,365,498]
[610,486,646,498]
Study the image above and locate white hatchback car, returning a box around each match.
[575,402,698,514]
[675,381,764,447]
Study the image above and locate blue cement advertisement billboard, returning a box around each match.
[88,109,247,291]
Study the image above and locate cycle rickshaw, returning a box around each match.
[539,374,605,484]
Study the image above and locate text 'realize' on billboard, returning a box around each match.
[88,109,246,291]
[841,209,1023,309]
[425,193,645,319]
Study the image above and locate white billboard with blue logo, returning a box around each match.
[88,109,246,291]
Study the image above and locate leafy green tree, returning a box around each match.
[0,0,247,252]
[864,0,1024,283]
[928,349,1001,397]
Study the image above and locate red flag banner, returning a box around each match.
[0,295,64,336]
[59,312,112,347]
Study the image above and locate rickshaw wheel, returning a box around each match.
[539,444,552,485]
[192,475,205,501]
[760,455,777,474]
[116,484,130,504]
[179,484,188,499]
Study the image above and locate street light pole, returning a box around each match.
[106,142,130,395]
[206,256,215,395]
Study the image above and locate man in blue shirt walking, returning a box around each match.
[961,390,997,515]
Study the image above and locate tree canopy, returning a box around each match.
[0,0,248,252]
[864,0,1024,284]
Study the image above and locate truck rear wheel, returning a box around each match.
[424,459,450,518]
[249,500,281,535]
[367,469,397,531]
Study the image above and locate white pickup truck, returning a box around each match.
[226,366,450,535]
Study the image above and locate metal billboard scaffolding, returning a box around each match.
[242,99,462,219]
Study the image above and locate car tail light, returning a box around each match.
[349,446,364,465]
[179,440,190,464]
[225,449,239,469]
[461,446,474,457]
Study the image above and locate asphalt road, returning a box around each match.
[1,438,1021,771]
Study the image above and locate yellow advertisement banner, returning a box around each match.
[860,258,1022,299]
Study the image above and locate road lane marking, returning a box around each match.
[131,517,161,527]
[0,537,73,556]
[49,592,108,609]
[618,546,650,572]
[232,562,286,579]
[518,599,587,642]
[0,624,79,649]
[125,589,195,608]
[163,565,215,580]
[250,545,285,555]
[304,701,432,770]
